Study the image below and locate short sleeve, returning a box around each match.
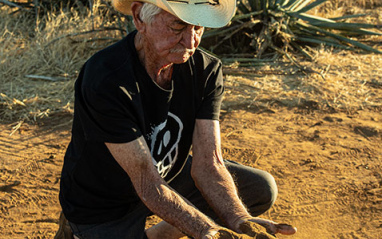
[195,61,224,120]
[75,72,143,143]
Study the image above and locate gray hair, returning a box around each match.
[138,3,162,25]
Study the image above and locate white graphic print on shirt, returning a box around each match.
[149,112,184,178]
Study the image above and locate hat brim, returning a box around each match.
[113,0,236,28]
[161,0,236,28]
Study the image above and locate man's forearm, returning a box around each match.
[136,170,219,238]
[191,120,252,231]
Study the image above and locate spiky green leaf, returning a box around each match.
[274,0,287,7]
[284,0,308,9]
[287,12,336,23]
[330,14,368,21]
[297,0,328,13]
[289,12,382,31]
[294,36,354,50]
[284,0,303,10]
[341,29,382,36]
[297,21,382,54]
[310,22,381,30]
[291,0,312,11]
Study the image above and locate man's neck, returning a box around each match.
[134,32,174,90]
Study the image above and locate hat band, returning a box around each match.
[167,0,220,6]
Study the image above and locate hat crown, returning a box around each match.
[167,0,220,5]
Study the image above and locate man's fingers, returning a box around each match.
[203,229,219,239]
[275,223,297,235]
[257,221,297,235]
[213,228,252,239]
[246,218,297,236]
[238,221,277,239]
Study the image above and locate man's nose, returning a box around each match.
[181,25,197,49]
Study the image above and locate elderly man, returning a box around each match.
[59,0,297,238]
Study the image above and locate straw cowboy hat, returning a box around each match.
[112,0,236,28]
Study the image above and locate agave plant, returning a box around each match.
[202,0,382,61]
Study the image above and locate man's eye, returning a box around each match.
[170,27,184,33]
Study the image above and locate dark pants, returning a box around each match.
[69,159,278,239]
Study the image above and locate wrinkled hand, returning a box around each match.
[205,218,296,239]
[242,218,297,236]
[237,221,277,238]
[211,227,276,239]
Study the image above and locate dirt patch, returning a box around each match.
[220,107,382,239]
[0,114,72,238]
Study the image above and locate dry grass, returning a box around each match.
[223,47,382,115]
[0,0,381,126]
[0,1,126,122]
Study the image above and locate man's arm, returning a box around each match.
[191,119,251,230]
[105,137,219,239]
[191,119,297,236]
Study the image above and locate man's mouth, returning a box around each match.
[170,48,194,55]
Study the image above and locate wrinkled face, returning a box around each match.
[142,10,204,64]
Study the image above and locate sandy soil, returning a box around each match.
[1,82,381,239]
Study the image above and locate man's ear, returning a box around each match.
[131,2,145,32]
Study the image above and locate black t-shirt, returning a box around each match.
[59,30,224,224]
